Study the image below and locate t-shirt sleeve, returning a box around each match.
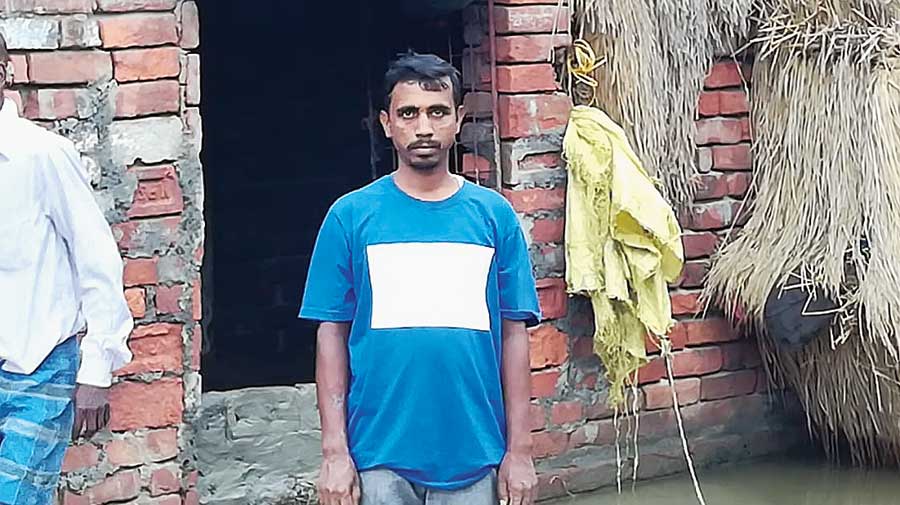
[497,214,542,327]
[299,207,356,322]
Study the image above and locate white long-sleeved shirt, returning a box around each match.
[0,99,133,387]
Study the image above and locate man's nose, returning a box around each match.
[415,114,434,136]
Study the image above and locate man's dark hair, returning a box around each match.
[383,51,462,110]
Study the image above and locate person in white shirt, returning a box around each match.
[0,32,133,503]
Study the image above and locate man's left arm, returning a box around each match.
[500,318,538,505]
[42,140,134,438]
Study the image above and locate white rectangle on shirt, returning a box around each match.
[367,242,495,331]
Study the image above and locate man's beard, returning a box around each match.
[405,140,445,171]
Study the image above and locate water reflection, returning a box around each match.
[550,459,900,505]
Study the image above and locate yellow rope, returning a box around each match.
[567,39,605,105]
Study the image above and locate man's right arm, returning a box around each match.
[316,321,360,505]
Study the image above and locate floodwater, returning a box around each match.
[550,459,900,505]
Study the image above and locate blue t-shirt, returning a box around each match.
[299,174,541,490]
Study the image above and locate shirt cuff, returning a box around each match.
[77,337,133,388]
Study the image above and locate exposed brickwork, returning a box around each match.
[461,4,796,499]
[1,2,201,503]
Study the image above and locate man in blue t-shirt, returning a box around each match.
[300,52,541,505]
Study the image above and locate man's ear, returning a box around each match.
[455,105,466,134]
[379,110,392,139]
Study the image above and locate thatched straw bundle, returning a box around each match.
[705,0,900,465]
[570,0,751,209]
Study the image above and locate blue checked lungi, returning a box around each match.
[0,337,78,505]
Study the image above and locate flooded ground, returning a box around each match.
[550,458,900,505]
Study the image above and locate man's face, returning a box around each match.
[380,78,464,172]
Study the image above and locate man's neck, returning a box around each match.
[393,163,459,202]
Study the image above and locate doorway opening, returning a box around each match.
[199,1,467,391]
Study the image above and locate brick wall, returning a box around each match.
[1,2,202,504]
[462,2,800,500]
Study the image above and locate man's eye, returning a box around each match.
[431,110,447,118]
[400,110,417,119]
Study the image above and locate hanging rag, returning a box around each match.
[563,105,684,407]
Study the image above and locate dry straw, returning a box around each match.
[705,0,900,465]
[570,0,751,209]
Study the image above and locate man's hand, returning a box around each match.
[318,452,360,505]
[72,385,110,440]
[498,450,537,505]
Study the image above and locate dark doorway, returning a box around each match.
[199,1,465,391]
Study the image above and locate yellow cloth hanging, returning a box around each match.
[563,105,684,407]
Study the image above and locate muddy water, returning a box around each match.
[549,459,900,505]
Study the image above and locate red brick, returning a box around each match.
[520,152,561,171]
[106,429,177,467]
[536,277,567,320]
[569,419,616,448]
[696,118,746,145]
[123,257,158,287]
[584,392,616,420]
[727,172,752,197]
[498,94,571,138]
[698,90,748,116]
[156,284,183,314]
[684,318,738,346]
[99,13,178,49]
[97,0,177,11]
[495,34,570,62]
[463,91,491,118]
[671,292,701,316]
[114,216,181,252]
[683,202,734,231]
[694,174,728,201]
[721,341,762,371]
[84,470,142,504]
[678,261,709,289]
[180,1,200,49]
[497,64,558,93]
[63,491,90,505]
[672,347,723,377]
[23,88,82,120]
[700,369,757,400]
[550,401,583,425]
[531,217,564,243]
[572,335,594,359]
[529,324,568,369]
[461,153,492,182]
[184,490,199,505]
[117,323,183,376]
[705,61,748,89]
[639,408,678,439]
[531,369,560,398]
[109,379,183,431]
[646,325,688,354]
[9,54,28,84]
[62,444,99,473]
[191,326,201,370]
[115,80,180,118]
[192,280,201,320]
[636,357,666,385]
[32,0,93,12]
[128,166,184,218]
[113,47,181,82]
[494,5,568,34]
[532,430,569,458]
[152,496,183,505]
[713,144,752,170]
[125,288,146,318]
[682,233,719,259]
[151,466,181,496]
[503,187,565,213]
[28,51,112,84]
[577,372,598,389]
[530,403,546,432]
[643,377,701,410]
